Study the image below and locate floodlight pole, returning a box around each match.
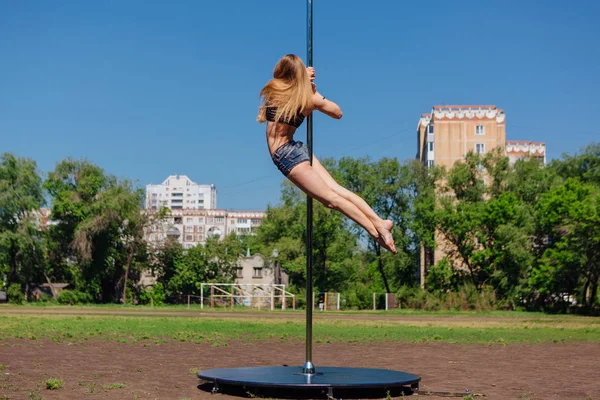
[302,0,315,376]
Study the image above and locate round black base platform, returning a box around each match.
[198,366,420,398]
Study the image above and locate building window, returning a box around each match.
[476,143,485,154]
[185,234,193,241]
[428,142,434,152]
[207,217,214,224]
[236,268,244,278]
[251,219,261,224]
[475,126,485,135]
[238,227,251,234]
[230,219,235,225]
[427,160,434,168]
[253,268,263,278]
[428,124,434,134]
[238,218,248,224]
[215,217,224,224]
[198,218,204,224]
[186,218,193,223]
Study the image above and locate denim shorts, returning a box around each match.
[271,140,310,176]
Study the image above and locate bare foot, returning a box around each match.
[376,235,397,254]
[375,220,397,254]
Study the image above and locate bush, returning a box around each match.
[57,290,93,305]
[7,283,25,305]
[138,283,166,306]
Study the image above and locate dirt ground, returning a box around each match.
[1,339,599,400]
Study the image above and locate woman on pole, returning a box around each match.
[257,54,396,254]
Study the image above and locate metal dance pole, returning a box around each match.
[302,0,315,376]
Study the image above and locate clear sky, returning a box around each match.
[1,0,599,210]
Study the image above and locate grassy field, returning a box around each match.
[1,307,599,346]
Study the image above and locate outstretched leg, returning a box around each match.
[311,156,396,253]
[287,161,397,254]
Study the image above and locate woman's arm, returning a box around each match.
[312,86,343,119]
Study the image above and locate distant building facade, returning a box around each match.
[506,140,546,165]
[417,105,507,169]
[146,208,266,249]
[146,175,217,211]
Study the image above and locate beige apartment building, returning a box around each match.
[417,105,507,169]
[416,105,546,287]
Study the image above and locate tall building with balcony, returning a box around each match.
[146,175,217,211]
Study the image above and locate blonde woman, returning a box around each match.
[258,54,397,254]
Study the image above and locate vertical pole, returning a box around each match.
[210,286,214,309]
[271,289,275,311]
[337,293,340,311]
[385,293,389,311]
[187,294,190,309]
[201,283,204,310]
[282,286,287,310]
[373,293,376,311]
[303,0,315,376]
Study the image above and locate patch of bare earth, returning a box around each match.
[0,340,598,400]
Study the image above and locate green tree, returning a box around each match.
[551,142,600,185]
[167,233,245,296]
[436,151,534,299]
[45,159,148,302]
[255,176,359,293]
[336,157,417,292]
[534,179,600,308]
[0,153,46,296]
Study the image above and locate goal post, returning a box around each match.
[372,293,399,310]
[200,283,296,311]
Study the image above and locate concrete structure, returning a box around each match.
[146,175,217,211]
[506,140,546,165]
[417,105,507,168]
[235,253,289,287]
[146,208,266,249]
[416,105,546,287]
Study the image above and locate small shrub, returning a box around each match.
[138,283,165,306]
[7,283,25,305]
[45,377,64,390]
[57,290,92,305]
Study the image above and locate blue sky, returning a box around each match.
[1,0,599,210]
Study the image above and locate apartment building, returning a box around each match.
[146,175,217,211]
[146,208,266,249]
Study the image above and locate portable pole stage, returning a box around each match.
[198,1,420,396]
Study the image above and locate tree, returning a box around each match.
[436,151,535,298]
[336,157,417,292]
[254,176,359,293]
[0,153,46,295]
[45,158,148,302]
[534,179,600,308]
[167,233,245,296]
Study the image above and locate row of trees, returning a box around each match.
[0,155,243,304]
[1,142,599,311]
[253,144,600,312]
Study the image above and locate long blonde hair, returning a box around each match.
[257,54,313,124]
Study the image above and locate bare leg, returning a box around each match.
[287,161,397,254]
[311,156,396,253]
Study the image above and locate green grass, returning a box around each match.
[1,312,599,345]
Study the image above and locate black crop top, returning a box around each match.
[266,106,305,128]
